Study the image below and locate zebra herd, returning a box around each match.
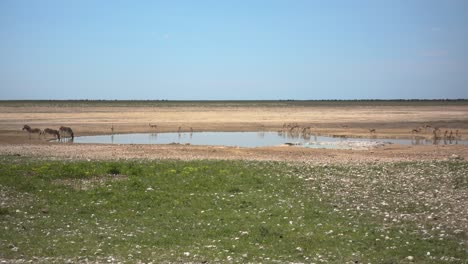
[22,125,74,141]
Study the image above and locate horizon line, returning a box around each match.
[1,99,467,102]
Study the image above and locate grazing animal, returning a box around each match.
[411,128,421,134]
[149,123,158,130]
[43,128,60,140]
[369,128,376,133]
[289,125,300,132]
[432,128,441,139]
[59,126,74,139]
[22,125,42,138]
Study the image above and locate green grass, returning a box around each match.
[0,156,467,263]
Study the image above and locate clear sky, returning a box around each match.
[1,0,467,100]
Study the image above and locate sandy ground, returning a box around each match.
[0,104,467,162]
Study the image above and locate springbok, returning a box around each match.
[22,125,42,139]
[59,126,74,139]
[43,128,60,140]
[423,124,432,131]
[149,123,158,130]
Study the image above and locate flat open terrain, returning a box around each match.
[0,100,468,162]
[0,101,467,263]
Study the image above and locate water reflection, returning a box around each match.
[410,135,462,145]
[58,137,74,143]
[257,132,265,139]
[62,132,467,148]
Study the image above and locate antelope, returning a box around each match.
[369,128,376,133]
[411,128,421,134]
[289,125,300,132]
[43,128,60,140]
[301,127,312,136]
[149,123,158,130]
[432,128,441,140]
[444,130,449,139]
[22,125,42,139]
[59,126,74,139]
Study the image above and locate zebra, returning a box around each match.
[43,128,61,140]
[59,126,74,139]
[149,123,158,131]
[22,125,42,139]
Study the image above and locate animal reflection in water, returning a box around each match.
[59,126,74,140]
[22,124,75,142]
[405,125,464,145]
[278,123,313,141]
[43,128,60,140]
[176,126,194,139]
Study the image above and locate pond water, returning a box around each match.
[65,132,468,149]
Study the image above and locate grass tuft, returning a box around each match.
[0,156,466,263]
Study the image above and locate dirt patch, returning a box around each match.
[0,185,36,209]
[0,143,467,164]
[0,103,467,162]
[53,174,128,190]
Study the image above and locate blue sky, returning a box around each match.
[1,0,467,100]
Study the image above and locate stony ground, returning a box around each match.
[1,101,467,262]
[0,143,467,164]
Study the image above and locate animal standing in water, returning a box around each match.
[43,128,61,140]
[59,126,74,139]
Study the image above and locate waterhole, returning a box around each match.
[61,132,468,149]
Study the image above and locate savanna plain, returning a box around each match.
[0,100,467,263]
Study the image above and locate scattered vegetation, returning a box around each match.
[0,156,467,263]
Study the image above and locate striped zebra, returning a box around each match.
[22,125,42,139]
[43,128,61,140]
[59,126,74,139]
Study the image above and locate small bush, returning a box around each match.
[107,164,121,175]
[0,207,9,215]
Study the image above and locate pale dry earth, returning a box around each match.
[0,104,467,161]
[1,103,468,263]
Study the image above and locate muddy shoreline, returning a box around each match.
[1,104,467,162]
